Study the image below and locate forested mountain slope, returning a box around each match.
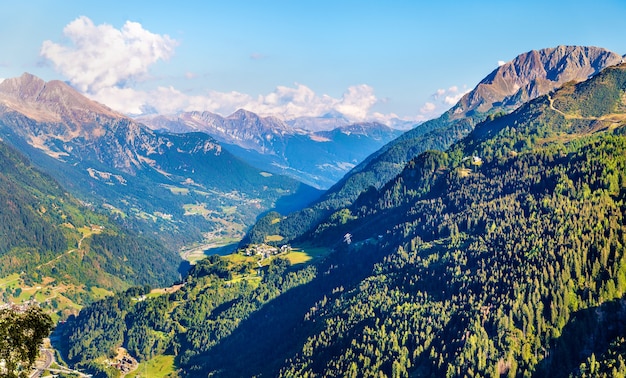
[278,62,626,377]
[0,138,180,298]
[244,45,624,246]
[60,63,626,377]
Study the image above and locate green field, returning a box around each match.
[264,234,284,242]
[183,203,211,217]
[90,286,114,299]
[291,245,332,261]
[127,355,175,378]
[0,273,20,289]
[284,251,312,264]
[162,184,190,195]
[221,205,237,215]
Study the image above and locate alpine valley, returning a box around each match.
[0,73,322,253]
[3,45,626,378]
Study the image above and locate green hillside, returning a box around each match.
[0,139,181,312]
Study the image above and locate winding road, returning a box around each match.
[29,349,52,378]
[30,347,91,378]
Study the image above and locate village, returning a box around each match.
[0,298,41,313]
[104,348,138,376]
[243,243,292,259]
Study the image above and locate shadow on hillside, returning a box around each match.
[534,296,626,377]
[180,243,387,377]
[272,184,324,215]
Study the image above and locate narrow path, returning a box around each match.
[547,93,626,132]
[547,93,596,121]
[38,233,89,269]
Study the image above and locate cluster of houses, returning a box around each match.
[107,353,137,374]
[243,243,292,259]
[0,299,40,313]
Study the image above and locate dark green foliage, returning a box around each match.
[85,233,180,288]
[58,256,318,375]
[0,306,54,378]
[188,254,232,280]
[273,64,626,377]
[0,141,70,272]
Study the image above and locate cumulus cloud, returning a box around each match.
[416,85,470,120]
[498,60,506,66]
[40,16,177,93]
[87,81,384,122]
[420,102,436,114]
[41,17,408,123]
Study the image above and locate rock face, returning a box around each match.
[453,45,624,117]
[143,109,293,154]
[0,73,121,139]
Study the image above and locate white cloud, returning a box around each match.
[498,60,506,66]
[420,102,436,114]
[416,85,470,120]
[40,16,177,93]
[41,17,409,124]
[89,82,384,122]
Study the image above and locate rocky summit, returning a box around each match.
[453,45,624,117]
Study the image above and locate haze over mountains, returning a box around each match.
[139,108,402,189]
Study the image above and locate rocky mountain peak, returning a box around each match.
[0,72,121,128]
[452,45,624,117]
[228,108,257,120]
[0,72,47,100]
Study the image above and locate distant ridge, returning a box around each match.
[0,73,121,130]
[140,109,402,189]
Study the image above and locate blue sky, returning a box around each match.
[1,0,625,123]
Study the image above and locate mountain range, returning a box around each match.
[139,109,402,189]
[56,50,626,377]
[0,74,321,251]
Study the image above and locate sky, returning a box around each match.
[1,0,625,125]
